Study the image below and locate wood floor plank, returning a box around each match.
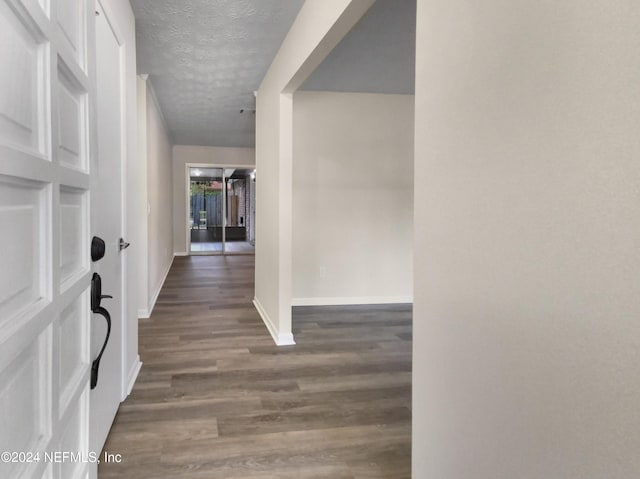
[99,256,411,478]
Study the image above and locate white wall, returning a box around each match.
[255,0,375,345]
[138,80,174,317]
[136,79,173,318]
[135,76,149,320]
[292,91,413,305]
[172,145,255,254]
[413,0,640,477]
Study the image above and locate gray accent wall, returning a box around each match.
[301,0,416,94]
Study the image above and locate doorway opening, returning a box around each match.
[187,165,256,255]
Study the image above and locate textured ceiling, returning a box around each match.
[301,0,416,95]
[131,0,306,147]
[132,0,415,148]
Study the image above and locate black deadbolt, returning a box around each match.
[91,236,106,262]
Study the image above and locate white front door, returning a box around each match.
[0,0,96,478]
[90,0,124,458]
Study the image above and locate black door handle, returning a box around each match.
[90,272,112,390]
[90,305,111,389]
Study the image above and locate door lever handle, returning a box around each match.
[90,306,111,389]
[119,238,130,251]
[91,273,113,310]
[90,272,112,389]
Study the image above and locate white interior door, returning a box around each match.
[0,0,95,478]
[90,0,123,458]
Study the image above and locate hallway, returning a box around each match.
[100,256,412,478]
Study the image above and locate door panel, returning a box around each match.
[58,294,89,416]
[55,0,87,72]
[0,328,51,479]
[223,169,255,254]
[0,0,95,478]
[90,0,123,455]
[189,167,224,253]
[57,388,89,479]
[59,186,88,289]
[57,64,89,171]
[0,0,46,156]
[0,175,46,323]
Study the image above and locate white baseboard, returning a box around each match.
[291,296,413,307]
[137,255,175,319]
[174,251,189,257]
[253,298,296,346]
[123,355,142,400]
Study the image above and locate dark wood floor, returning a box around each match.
[100,256,412,478]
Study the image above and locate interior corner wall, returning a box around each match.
[413,0,640,477]
[145,86,173,311]
[171,145,255,255]
[255,0,375,345]
[292,91,414,305]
